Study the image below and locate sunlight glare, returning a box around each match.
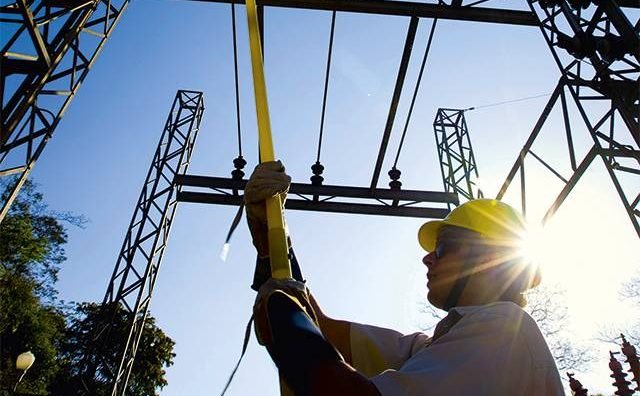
[518,194,637,338]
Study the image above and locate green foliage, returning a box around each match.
[0,272,65,394]
[0,180,175,394]
[0,180,68,393]
[0,179,74,303]
[50,303,175,396]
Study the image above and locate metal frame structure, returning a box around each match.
[0,0,545,227]
[433,108,483,203]
[0,0,131,223]
[497,1,639,236]
[1,0,638,394]
[78,91,204,394]
[191,0,539,26]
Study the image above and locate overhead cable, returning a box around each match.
[464,92,552,112]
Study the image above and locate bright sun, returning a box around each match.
[518,190,638,338]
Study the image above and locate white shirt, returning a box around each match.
[350,301,565,396]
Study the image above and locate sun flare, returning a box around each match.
[517,193,637,338]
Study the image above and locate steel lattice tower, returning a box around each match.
[497,1,639,233]
[433,108,484,203]
[0,0,131,222]
[78,91,204,394]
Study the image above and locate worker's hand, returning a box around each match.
[253,278,318,347]
[244,161,291,258]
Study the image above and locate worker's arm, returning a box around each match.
[308,360,381,396]
[308,293,353,364]
[262,291,380,396]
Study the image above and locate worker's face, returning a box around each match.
[422,227,493,309]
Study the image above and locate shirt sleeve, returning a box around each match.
[370,308,536,396]
[349,322,431,377]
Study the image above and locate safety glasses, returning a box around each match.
[435,226,487,259]
[435,239,455,259]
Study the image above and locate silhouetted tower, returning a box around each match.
[498,1,639,232]
[78,91,204,394]
[0,0,131,223]
[433,108,483,204]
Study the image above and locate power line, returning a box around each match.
[464,92,552,112]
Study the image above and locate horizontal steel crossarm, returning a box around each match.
[186,0,538,26]
[175,174,457,219]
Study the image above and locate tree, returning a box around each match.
[525,284,594,372]
[1,179,175,394]
[0,180,70,393]
[0,272,66,394]
[598,272,640,345]
[617,274,640,344]
[50,302,176,396]
[0,179,83,303]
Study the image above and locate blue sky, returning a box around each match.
[24,0,639,394]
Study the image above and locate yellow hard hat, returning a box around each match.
[418,199,526,252]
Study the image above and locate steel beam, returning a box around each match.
[370,17,418,192]
[175,174,458,218]
[618,0,640,8]
[179,191,450,218]
[185,0,538,26]
[177,174,457,202]
[497,82,563,200]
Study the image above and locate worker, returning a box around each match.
[245,161,565,396]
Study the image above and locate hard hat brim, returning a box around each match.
[418,220,444,252]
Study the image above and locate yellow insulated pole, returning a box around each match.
[244,0,292,280]
[244,3,293,394]
[245,12,295,396]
